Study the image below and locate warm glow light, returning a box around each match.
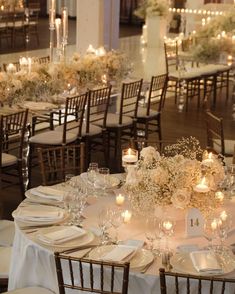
[215,191,224,201]
[220,211,228,222]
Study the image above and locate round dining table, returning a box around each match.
[7,175,235,294]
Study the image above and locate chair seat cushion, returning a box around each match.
[104,113,133,128]
[55,122,102,137]
[2,153,18,167]
[137,107,159,118]
[3,287,54,294]
[0,247,11,278]
[213,139,235,155]
[29,130,77,145]
[0,220,15,246]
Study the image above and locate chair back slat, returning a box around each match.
[54,252,130,294]
[175,276,179,294]
[119,79,142,124]
[79,260,84,289]
[159,268,235,294]
[68,259,75,287]
[37,143,85,185]
[86,86,111,133]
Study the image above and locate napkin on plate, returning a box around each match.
[190,250,223,274]
[14,206,64,222]
[37,226,86,245]
[31,186,65,201]
[101,245,137,262]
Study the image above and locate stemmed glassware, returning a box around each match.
[96,167,110,196]
[160,218,175,251]
[217,212,232,252]
[145,217,158,251]
[98,208,112,245]
[87,162,99,190]
[106,208,123,244]
[203,217,219,249]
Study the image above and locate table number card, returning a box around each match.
[185,208,204,238]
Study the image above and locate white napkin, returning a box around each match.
[37,226,86,245]
[14,206,63,222]
[101,245,137,262]
[31,186,65,201]
[190,250,223,274]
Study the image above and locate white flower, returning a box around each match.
[150,167,168,185]
[140,146,160,164]
[171,189,191,209]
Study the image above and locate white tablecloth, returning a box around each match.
[8,184,235,294]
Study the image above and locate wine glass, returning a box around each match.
[97,167,110,195]
[217,212,232,252]
[160,218,175,251]
[98,208,112,245]
[145,217,158,251]
[87,162,99,189]
[203,217,219,249]
[106,208,123,244]
[63,191,76,225]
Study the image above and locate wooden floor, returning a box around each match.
[0,22,234,220]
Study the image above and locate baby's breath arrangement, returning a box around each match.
[134,0,169,19]
[125,138,224,216]
[0,49,129,106]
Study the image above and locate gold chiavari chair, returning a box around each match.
[54,250,130,294]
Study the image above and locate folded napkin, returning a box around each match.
[37,226,86,245]
[190,250,223,274]
[101,245,137,262]
[31,186,65,201]
[14,206,63,222]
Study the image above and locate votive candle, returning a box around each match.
[116,194,125,206]
[122,210,132,223]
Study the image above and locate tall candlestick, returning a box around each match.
[61,7,68,42]
[49,0,56,27]
[55,18,61,49]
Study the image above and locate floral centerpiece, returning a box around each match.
[125,138,225,216]
[0,48,129,106]
[134,0,169,19]
[191,9,235,62]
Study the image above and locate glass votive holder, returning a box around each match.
[122,148,138,168]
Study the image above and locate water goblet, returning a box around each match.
[87,162,99,189]
[203,217,219,249]
[217,212,232,252]
[106,208,123,244]
[98,208,112,245]
[145,217,158,252]
[160,218,175,251]
[63,191,76,225]
[97,167,110,196]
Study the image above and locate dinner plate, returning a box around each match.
[12,205,66,226]
[25,188,63,205]
[35,226,95,249]
[171,251,235,276]
[88,245,154,269]
[80,173,121,190]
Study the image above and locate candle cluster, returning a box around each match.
[169,7,224,16]
[49,0,68,51]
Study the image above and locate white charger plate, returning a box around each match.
[88,245,154,269]
[35,226,95,249]
[81,173,120,190]
[12,205,66,226]
[171,251,235,276]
